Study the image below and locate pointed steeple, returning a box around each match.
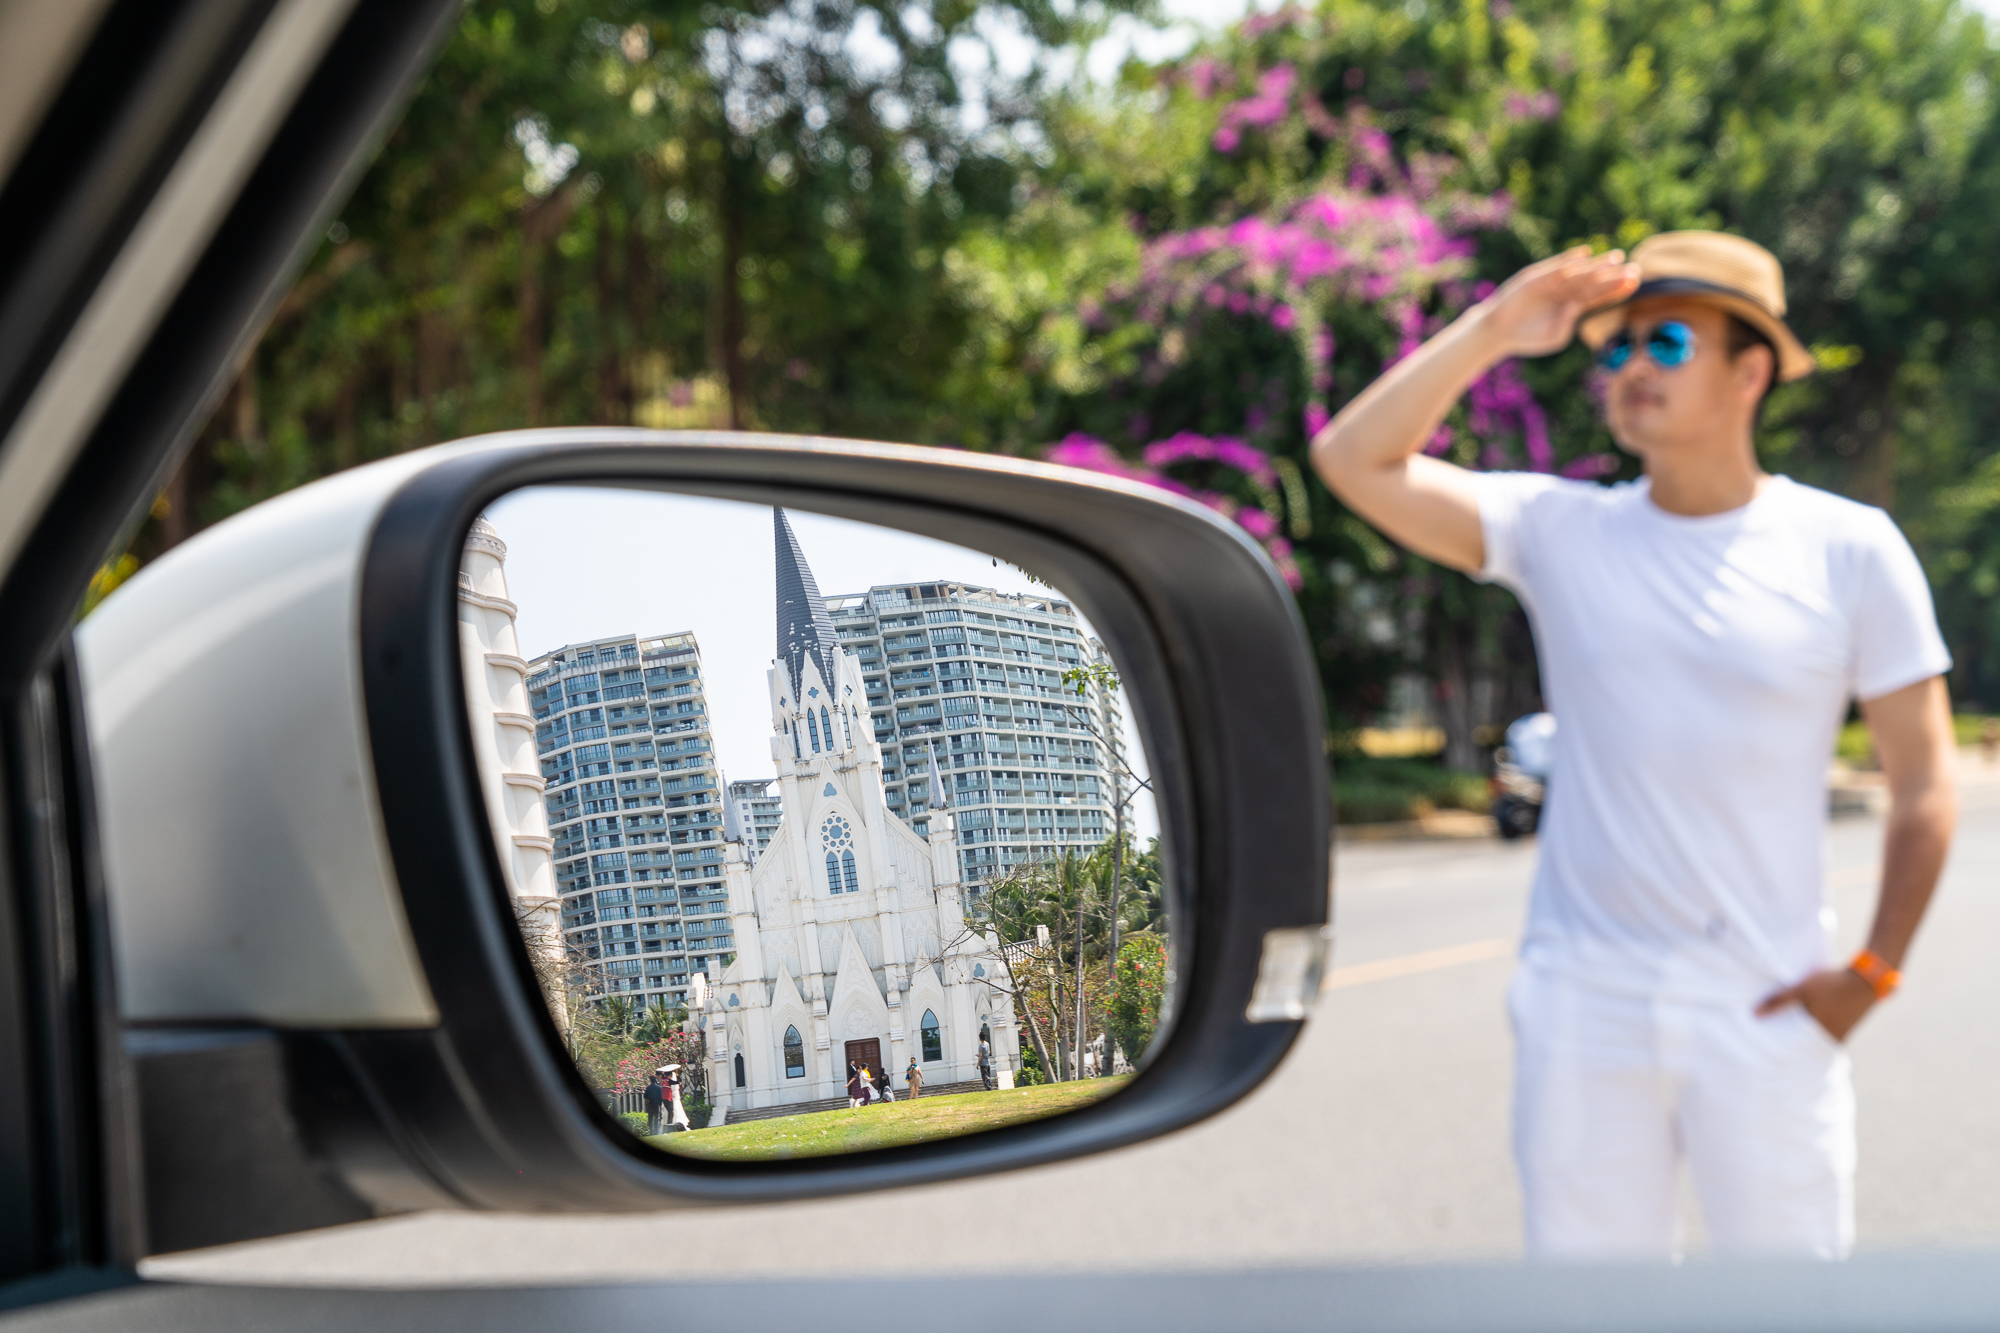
[722,782,744,843]
[926,742,949,812]
[774,508,839,702]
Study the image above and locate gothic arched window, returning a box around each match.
[807,709,821,753]
[821,814,853,893]
[920,1009,942,1062]
[821,706,832,750]
[734,1052,746,1088]
[784,1026,805,1078]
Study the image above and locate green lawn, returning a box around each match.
[650,1078,1127,1161]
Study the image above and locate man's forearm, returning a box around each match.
[1859,676,1958,972]
[1306,306,1508,572]
[1302,247,1638,575]
[1866,779,1955,969]
[1310,304,1507,479]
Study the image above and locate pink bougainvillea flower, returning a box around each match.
[1047,433,1150,481]
[1185,57,1234,99]
[1235,507,1280,540]
[1504,90,1561,122]
[1213,62,1297,152]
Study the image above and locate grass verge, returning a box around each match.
[649,1078,1127,1160]
[1837,713,1996,768]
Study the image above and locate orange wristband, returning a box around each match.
[1849,948,1901,999]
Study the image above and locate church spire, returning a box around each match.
[926,741,949,812]
[774,507,838,701]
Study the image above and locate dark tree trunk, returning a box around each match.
[519,187,579,428]
[595,209,625,423]
[233,365,261,451]
[626,219,652,358]
[332,373,359,471]
[712,156,748,429]
[415,308,448,446]
[159,448,193,551]
[1872,426,1899,512]
[1434,612,1480,772]
[519,239,545,426]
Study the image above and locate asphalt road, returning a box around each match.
[149,767,2000,1285]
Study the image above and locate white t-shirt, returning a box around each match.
[1473,472,1950,1005]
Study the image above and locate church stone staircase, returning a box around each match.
[720,1079,993,1125]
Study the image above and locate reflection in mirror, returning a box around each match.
[459,487,1165,1160]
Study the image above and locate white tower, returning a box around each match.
[458,519,560,959]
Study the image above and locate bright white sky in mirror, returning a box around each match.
[484,486,1157,842]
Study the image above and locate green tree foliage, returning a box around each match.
[143,0,1148,553]
[1107,933,1167,1065]
[976,839,1165,1077]
[143,0,2000,739]
[938,0,2000,749]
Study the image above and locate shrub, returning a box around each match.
[1335,756,1489,824]
[1109,935,1169,1066]
[617,1111,650,1136]
[1015,1044,1047,1087]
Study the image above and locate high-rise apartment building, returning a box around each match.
[724,778,783,861]
[821,581,1132,893]
[528,631,736,1010]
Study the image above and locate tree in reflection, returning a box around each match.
[519,900,700,1105]
[964,838,1164,1083]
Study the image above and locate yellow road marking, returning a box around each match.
[1325,938,1513,990]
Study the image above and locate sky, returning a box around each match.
[483,486,1157,840]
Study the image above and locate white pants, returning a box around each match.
[1509,966,1854,1260]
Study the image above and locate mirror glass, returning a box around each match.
[458,486,1166,1160]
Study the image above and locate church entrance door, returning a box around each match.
[844,1038,883,1092]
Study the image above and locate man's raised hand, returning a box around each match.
[1477,247,1642,359]
[1311,247,1638,576]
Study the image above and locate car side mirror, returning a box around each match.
[76,430,1330,1255]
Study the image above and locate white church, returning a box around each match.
[699,510,1017,1114]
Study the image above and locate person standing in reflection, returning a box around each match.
[906,1058,923,1100]
[847,1062,865,1110]
[643,1072,665,1136]
[666,1068,691,1132]
[977,1035,995,1092]
[873,1065,895,1102]
[1313,232,1958,1261]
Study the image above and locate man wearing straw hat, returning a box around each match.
[1312,232,1958,1259]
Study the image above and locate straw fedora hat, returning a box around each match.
[1576,231,1816,383]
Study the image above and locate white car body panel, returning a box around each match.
[77,452,439,1027]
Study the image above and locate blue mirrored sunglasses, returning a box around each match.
[1595,319,1698,372]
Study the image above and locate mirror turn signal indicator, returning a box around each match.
[1245,926,1333,1023]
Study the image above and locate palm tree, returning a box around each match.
[598,994,637,1039]
[632,1001,687,1045]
